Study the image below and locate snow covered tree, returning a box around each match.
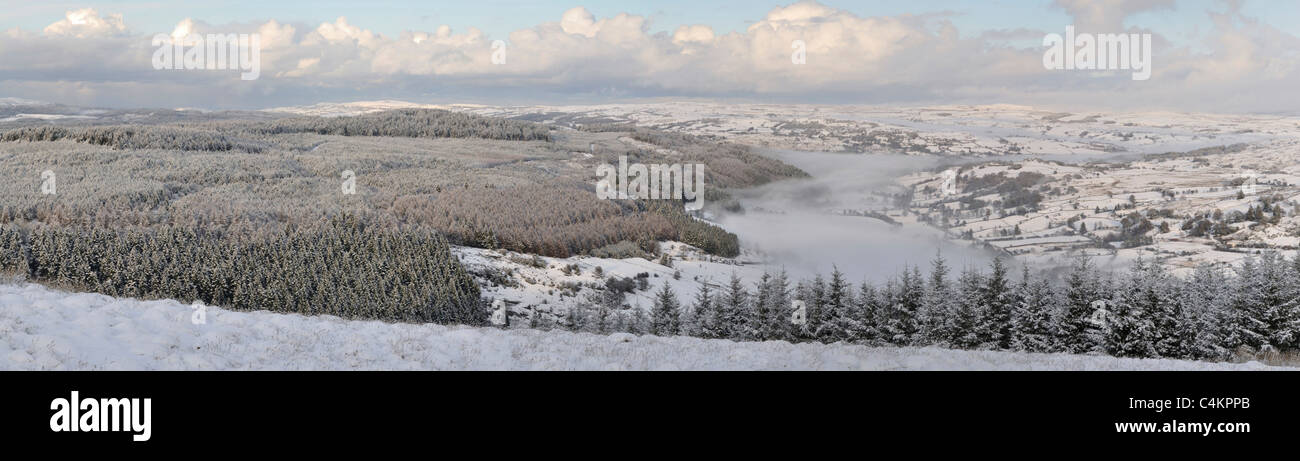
[950,267,985,349]
[717,272,749,340]
[756,271,793,341]
[1011,266,1057,352]
[769,270,795,342]
[816,267,856,342]
[798,275,827,341]
[1059,257,1104,354]
[920,252,954,345]
[979,257,1013,349]
[685,284,715,338]
[566,303,589,332]
[650,282,681,336]
[854,281,881,344]
[1144,262,1186,358]
[624,305,650,335]
[1182,264,1233,360]
[747,273,773,341]
[1105,259,1159,358]
[878,266,923,345]
[1229,253,1300,351]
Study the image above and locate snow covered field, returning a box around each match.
[0,282,1283,371]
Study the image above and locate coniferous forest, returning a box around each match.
[560,253,1300,362]
[0,216,484,324]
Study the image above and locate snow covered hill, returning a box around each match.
[268,101,1296,157]
[0,282,1283,371]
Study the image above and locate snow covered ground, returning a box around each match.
[269,101,1297,156]
[0,282,1284,371]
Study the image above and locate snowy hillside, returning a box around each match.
[266,101,1296,156]
[0,282,1282,371]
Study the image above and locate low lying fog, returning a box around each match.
[716,150,1006,284]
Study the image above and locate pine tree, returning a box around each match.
[806,274,826,340]
[1228,256,1265,349]
[1182,264,1232,360]
[920,252,954,345]
[686,284,715,338]
[718,272,749,340]
[1260,253,1300,350]
[1060,257,1103,354]
[1011,267,1057,352]
[980,257,1013,349]
[747,273,773,341]
[625,305,650,335]
[950,267,985,349]
[854,281,880,344]
[816,267,855,342]
[879,266,923,345]
[1105,259,1159,358]
[650,282,681,336]
[1145,262,1186,358]
[765,270,794,342]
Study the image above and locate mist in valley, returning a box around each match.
[717,150,1008,284]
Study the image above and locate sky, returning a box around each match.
[1,0,1298,112]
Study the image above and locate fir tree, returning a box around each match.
[1182,264,1232,360]
[718,272,749,340]
[950,267,985,349]
[817,267,855,342]
[920,252,954,345]
[808,274,827,340]
[1106,259,1159,358]
[765,270,794,342]
[650,282,681,336]
[854,281,880,344]
[747,273,774,341]
[980,257,1013,349]
[687,284,715,338]
[1011,266,1057,352]
[1060,257,1103,354]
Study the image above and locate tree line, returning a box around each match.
[248,109,552,141]
[0,125,256,152]
[557,253,1300,361]
[0,109,553,153]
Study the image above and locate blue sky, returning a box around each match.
[4,0,1296,46]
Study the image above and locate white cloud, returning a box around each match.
[308,17,380,47]
[560,7,600,37]
[258,20,297,50]
[43,8,127,38]
[1053,0,1176,31]
[3,1,1299,113]
[672,25,715,45]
